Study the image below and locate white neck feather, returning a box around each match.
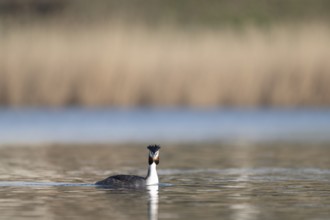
[146,163,158,185]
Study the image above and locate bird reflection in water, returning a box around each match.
[147,184,159,220]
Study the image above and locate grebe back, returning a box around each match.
[95,145,161,187]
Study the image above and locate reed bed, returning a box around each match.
[0,22,330,107]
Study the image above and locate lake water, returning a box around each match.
[0,144,329,220]
[0,109,330,219]
[0,108,330,144]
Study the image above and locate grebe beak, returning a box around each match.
[149,155,160,165]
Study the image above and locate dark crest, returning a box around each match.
[147,144,161,153]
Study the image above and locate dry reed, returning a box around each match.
[0,22,330,107]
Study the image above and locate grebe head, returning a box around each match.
[147,145,160,165]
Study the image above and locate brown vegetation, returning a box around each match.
[0,22,330,107]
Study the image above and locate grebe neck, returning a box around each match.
[146,163,158,185]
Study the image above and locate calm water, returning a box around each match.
[0,144,329,220]
[0,108,330,144]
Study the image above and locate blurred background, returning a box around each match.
[0,0,330,144]
[1,3,330,219]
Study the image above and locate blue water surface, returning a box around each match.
[0,108,329,144]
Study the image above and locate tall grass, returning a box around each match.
[0,22,330,107]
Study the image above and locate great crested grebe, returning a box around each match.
[95,145,161,187]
